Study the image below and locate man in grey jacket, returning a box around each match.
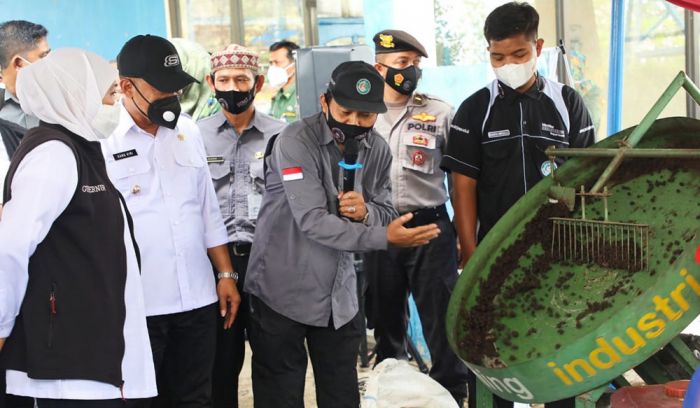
[244,61,441,408]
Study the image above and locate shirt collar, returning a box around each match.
[500,75,544,104]
[4,89,18,103]
[217,109,265,135]
[276,83,296,100]
[113,101,174,138]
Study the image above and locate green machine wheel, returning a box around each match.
[446,72,700,404]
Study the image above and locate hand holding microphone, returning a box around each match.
[338,137,367,221]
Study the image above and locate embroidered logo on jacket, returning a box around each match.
[82,185,107,193]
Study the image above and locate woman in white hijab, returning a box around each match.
[0,48,156,407]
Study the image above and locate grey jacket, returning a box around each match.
[244,112,397,328]
[198,110,286,243]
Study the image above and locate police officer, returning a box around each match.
[101,35,241,407]
[441,3,594,408]
[244,61,442,408]
[365,29,470,404]
[197,43,285,408]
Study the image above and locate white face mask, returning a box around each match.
[90,103,122,139]
[493,47,538,90]
[267,63,293,88]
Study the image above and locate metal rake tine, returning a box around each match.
[627,226,631,271]
[551,221,556,258]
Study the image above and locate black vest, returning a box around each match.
[0,117,25,157]
[1,123,138,387]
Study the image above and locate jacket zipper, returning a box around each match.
[48,283,57,348]
[519,102,528,194]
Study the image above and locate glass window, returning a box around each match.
[316,0,365,46]
[174,0,304,57]
[621,0,686,129]
[563,0,687,137]
[434,0,556,66]
[428,0,556,108]
[175,0,232,52]
[240,0,305,56]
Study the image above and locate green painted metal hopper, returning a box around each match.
[446,72,700,404]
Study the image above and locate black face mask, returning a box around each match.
[130,80,181,129]
[380,63,422,95]
[324,96,373,144]
[215,88,256,115]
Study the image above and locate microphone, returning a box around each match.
[339,137,363,193]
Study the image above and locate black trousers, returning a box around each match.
[145,303,217,408]
[363,216,470,399]
[248,296,363,408]
[212,243,250,408]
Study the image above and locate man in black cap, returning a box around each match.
[101,34,241,407]
[366,29,470,404]
[244,60,442,408]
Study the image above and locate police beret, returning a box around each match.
[372,30,428,58]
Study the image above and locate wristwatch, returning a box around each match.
[217,271,239,281]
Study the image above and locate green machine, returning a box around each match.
[446,72,700,406]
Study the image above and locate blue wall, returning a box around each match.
[0,0,167,61]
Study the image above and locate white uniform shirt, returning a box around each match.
[0,141,157,399]
[101,106,228,317]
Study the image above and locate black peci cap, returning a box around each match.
[328,61,387,113]
[373,29,428,58]
[117,34,198,93]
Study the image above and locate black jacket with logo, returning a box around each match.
[1,123,138,387]
[441,77,595,240]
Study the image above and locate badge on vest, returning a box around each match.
[113,149,138,161]
[412,112,437,122]
[540,161,557,176]
[412,135,430,147]
[255,151,264,160]
[207,156,225,164]
[412,150,427,166]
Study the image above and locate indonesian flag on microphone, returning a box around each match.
[282,167,304,181]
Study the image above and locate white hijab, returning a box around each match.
[16,48,117,141]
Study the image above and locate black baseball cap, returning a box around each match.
[117,34,198,93]
[328,61,387,113]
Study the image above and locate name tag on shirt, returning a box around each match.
[207,156,225,164]
[113,149,138,161]
[487,129,511,138]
